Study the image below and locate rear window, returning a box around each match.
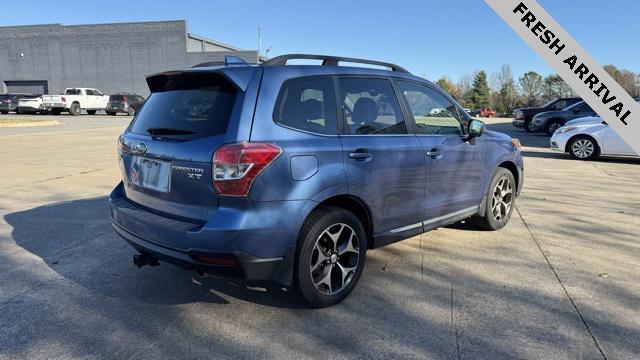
[130,73,239,140]
[65,89,82,95]
[109,95,125,101]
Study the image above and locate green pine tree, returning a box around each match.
[470,71,491,109]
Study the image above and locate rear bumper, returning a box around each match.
[0,104,17,111]
[112,221,292,282]
[108,182,301,285]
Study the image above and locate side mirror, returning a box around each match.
[467,119,485,140]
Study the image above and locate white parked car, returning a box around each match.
[41,88,109,116]
[564,116,602,127]
[17,96,43,114]
[551,121,638,160]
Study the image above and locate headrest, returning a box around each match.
[352,98,378,123]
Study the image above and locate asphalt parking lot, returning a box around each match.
[0,115,638,359]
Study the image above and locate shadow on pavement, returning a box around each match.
[3,196,639,358]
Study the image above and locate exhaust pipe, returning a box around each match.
[133,253,159,268]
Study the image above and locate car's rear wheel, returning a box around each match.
[568,136,599,160]
[69,103,81,116]
[295,206,366,308]
[476,168,516,231]
[127,107,136,116]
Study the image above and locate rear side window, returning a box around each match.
[398,81,463,135]
[338,78,406,135]
[65,89,82,95]
[131,73,238,140]
[549,99,569,110]
[273,76,337,135]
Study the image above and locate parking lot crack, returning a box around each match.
[514,205,607,360]
[450,283,461,360]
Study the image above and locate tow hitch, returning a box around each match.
[133,253,159,268]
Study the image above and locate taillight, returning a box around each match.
[212,142,282,197]
[61,96,66,102]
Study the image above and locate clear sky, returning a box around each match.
[3,0,638,83]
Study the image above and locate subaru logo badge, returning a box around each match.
[133,142,147,154]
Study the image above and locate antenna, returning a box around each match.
[258,26,262,57]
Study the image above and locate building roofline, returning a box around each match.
[0,20,186,29]
[187,33,244,51]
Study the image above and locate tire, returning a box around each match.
[294,206,367,308]
[546,120,563,135]
[475,168,516,231]
[69,102,81,116]
[523,120,533,132]
[106,111,117,116]
[127,107,136,116]
[568,136,599,160]
[86,110,96,115]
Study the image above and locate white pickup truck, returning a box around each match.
[41,88,110,116]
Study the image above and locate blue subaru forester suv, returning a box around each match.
[110,54,524,307]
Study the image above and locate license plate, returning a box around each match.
[129,156,171,193]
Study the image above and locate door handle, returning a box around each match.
[426,148,442,159]
[349,150,372,161]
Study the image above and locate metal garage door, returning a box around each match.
[4,81,49,95]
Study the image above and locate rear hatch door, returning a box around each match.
[119,70,250,222]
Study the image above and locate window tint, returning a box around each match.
[398,81,463,135]
[550,100,568,110]
[273,76,337,135]
[339,78,406,135]
[65,89,82,95]
[130,73,238,140]
[576,103,593,113]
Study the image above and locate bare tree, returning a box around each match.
[519,71,544,106]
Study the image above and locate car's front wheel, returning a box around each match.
[568,136,599,160]
[546,120,563,135]
[524,120,534,132]
[476,168,516,230]
[295,207,366,308]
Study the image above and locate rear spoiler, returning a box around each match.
[146,66,257,93]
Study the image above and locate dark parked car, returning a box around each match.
[0,94,38,114]
[109,54,524,307]
[106,94,146,116]
[513,97,581,132]
[530,101,598,135]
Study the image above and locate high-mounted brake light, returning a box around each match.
[213,143,282,197]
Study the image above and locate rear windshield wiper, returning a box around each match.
[146,127,196,136]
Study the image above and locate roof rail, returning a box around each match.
[262,54,409,73]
